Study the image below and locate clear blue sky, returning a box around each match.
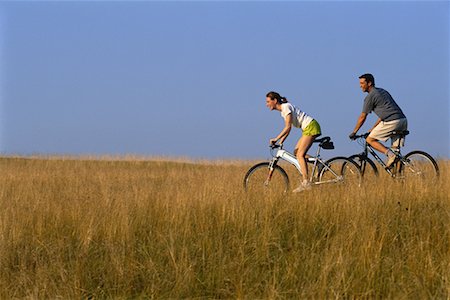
[1,1,449,159]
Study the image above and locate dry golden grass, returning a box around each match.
[0,157,448,298]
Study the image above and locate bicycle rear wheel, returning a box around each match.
[399,150,439,181]
[319,157,362,186]
[243,162,289,194]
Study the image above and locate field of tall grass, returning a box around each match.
[0,156,448,298]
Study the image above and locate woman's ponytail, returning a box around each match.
[266,91,289,104]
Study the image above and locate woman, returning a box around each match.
[266,91,322,192]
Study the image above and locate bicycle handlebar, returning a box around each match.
[270,143,283,149]
[350,132,370,140]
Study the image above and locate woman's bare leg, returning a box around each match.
[295,135,319,182]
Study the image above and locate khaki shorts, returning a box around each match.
[369,118,408,148]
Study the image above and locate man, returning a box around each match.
[349,73,408,167]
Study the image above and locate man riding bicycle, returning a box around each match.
[349,74,408,168]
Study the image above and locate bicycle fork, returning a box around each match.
[265,158,279,186]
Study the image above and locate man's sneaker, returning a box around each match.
[293,181,312,193]
[385,150,397,168]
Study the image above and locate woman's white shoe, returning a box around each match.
[293,181,312,193]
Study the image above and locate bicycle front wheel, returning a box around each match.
[400,150,439,180]
[319,157,362,186]
[348,154,378,178]
[243,162,289,194]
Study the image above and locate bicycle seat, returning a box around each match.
[313,136,330,143]
[391,130,409,137]
[313,136,334,150]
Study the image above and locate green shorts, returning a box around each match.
[302,119,321,136]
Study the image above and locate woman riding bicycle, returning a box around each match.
[266,91,321,192]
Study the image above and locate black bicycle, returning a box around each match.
[348,131,439,180]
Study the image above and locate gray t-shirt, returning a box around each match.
[362,87,406,121]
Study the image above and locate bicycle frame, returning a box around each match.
[355,137,402,177]
[268,145,342,184]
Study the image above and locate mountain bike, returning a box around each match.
[348,131,439,180]
[243,136,362,193]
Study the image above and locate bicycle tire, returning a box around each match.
[243,162,290,194]
[348,154,379,178]
[399,150,439,180]
[319,156,362,186]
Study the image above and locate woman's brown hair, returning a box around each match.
[266,91,288,104]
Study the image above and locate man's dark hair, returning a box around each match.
[359,73,375,86]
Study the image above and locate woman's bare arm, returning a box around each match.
[270,114,292,145]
